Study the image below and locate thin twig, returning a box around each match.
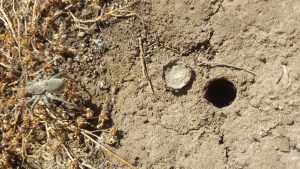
[69,0,138,24]
[43,4,73,35]
[276,64,291,86]
[62,144,74,160]
[29,56,61,76]
[21,133,27,160]
[139,37,154,94]
[22,129,33,160]
[29,0,39,53]
[62,144,86,169]
[44,122,51,144]
[0,62,11,69]
[0,0,17,43]
[13,108,20,131]
[81,130,138,169]
[55,119,138,169]
[45,108,59,120]
[12,0,22,59]
[198,62,257,76]
[81,162,96,169]
[31,0,37,27]
[0,50,12,60]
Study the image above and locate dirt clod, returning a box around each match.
[277,137,290,152]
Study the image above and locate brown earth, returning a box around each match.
[1,0,300,169]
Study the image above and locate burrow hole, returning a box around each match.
[204,78,237,108]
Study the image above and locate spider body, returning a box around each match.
[26,75,72,110]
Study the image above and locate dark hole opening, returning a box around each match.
[205,78,237,108]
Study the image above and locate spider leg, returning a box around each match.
[29,95,41,110]
[42,95,60,119]
[49,73,63,79]
[36,74,43,81]
[42,95,51,110]
[26,95,38,105]
[46,93,76,107]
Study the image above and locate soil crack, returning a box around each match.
[205,0,225,22]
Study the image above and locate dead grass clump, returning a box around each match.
[0,0,140,168]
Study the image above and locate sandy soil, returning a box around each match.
[1,0,300,168]
[56,0,300,168]
[57,0,300,168]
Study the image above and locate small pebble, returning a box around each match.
[110,86,117,95]
[286,119,294,125]
[202,15,210,21]
[77,32,85,38]
[60,34,67,40]
[67,57,73,63]
[296,143,300,151]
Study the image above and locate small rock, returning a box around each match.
[67,57,73,63]
[110,86,117,95]
[296,143,300,151]
[164,64,192,90]
[77,32,85,38]
[60,34,67,40]
[98,81,110,89]
[277,137,290,152]
[286,119,294,125]
[201,15,210,21]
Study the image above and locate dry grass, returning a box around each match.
[0,0,140,168]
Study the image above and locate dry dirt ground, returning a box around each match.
[1,0,300,169]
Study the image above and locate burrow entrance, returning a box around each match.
[204,78,237,108]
